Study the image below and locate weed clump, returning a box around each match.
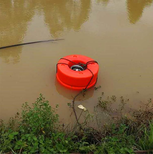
[0,94,75,154]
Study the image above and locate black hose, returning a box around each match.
[0,38,64,50]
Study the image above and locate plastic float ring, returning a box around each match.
[56,55,99,90]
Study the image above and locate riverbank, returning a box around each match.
[0,94,153,154]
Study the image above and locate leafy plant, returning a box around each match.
[0,94,60,153]
[19,94,59,136]
[95,124,134,154]
[137,122,153,153]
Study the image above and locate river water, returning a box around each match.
[0,0,153,124]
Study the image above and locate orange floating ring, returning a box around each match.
[56,55,99,90]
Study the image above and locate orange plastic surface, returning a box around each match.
[56,55,99,90]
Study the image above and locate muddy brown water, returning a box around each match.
[0,0,153,125]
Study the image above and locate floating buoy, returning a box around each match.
[56,55,99,90]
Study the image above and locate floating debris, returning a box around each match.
[78,105,87,111]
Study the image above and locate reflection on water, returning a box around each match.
[55,79,94,100]
[0,0,152,56]
[127,0,153,24]
[97,0,109,5]
[0,0,91,63]
[0,48,21,64]
[97,0,153,24]
[0,0,35,63]
[36,0,91,37]
[41,0,91,37]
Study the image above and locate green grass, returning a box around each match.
[137,123,153,153]
[0,94,153,154]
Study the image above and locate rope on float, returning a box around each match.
[56,58,98,89]
[56,58,98,129]
[0,39,64,50]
